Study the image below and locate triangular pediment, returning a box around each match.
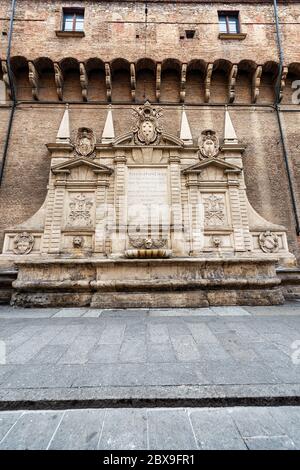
[182,157,241,174]
[51,157,113,174]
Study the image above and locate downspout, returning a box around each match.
[0,0,17,185]
[273,0,300,234]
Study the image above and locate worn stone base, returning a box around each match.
[276,267,300,300]
[10,257,284,307]
[0,269,18,304]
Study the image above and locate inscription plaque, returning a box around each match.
[127,168,169,234]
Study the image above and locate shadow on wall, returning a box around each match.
[2,56,299,105]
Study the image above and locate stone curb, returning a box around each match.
[1,384,300,410]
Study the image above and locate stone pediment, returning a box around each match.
[113,132,183,147]
[51,157,113,175]
[182,157,241,174]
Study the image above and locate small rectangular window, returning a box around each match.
[218,12,240,34]
[63,8,85,32]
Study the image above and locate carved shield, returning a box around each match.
[74,128,96,158]
[138,120,156,145]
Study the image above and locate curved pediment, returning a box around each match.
[113,131,184,147]
[51,157,113,174]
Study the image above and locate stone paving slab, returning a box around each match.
[0,406,300,450]
[0,303,300,406]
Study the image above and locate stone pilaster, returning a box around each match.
[185,175,204,255]
[94,176,110,255]
[169,153,185,256]
[228,182,246,252]
[111,152,127,256]
[46,177,66,254]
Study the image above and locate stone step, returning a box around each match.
[0,269,18,304]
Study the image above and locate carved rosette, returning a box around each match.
[73,127,96,158]
[132,101,163,145]
[198,129,219,160]
[259,231,279,253]
[129,237,167,250]
[13,232,35,255]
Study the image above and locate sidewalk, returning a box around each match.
[1,406,300,450]
[0,303,300,406]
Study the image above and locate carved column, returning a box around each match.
[169,153,185,255]
[111,152,127,255]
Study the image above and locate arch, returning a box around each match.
[136,58,156,103]
[235,60,257,104]
[34,57,57,101]
[283,63,300,104]
[257,61,279,104]
[60,57,82,101]
[185,60,206,104]
[160,58,181,103]
[11,56,31,100]
[210,59,232,103]
[85,58,106,101]
[111,58,131,102]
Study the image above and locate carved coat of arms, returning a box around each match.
[68,194,93,226]
[259,231,279,253]
[132,101,163,145]
[198,130,219,159]
[204,194,225,226]
[74,127,96,158]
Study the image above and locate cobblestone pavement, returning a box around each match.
[0,303,300,402]
[0,406,300,450]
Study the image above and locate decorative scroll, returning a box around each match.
[79,62,88,101]
[228,64,238,103]
[54,62,63,100]
[204,63,213,103]
[28,61,39,100]
[129,237,167,249]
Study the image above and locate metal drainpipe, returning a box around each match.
[0,0,17,185]
[273,0,300,235]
